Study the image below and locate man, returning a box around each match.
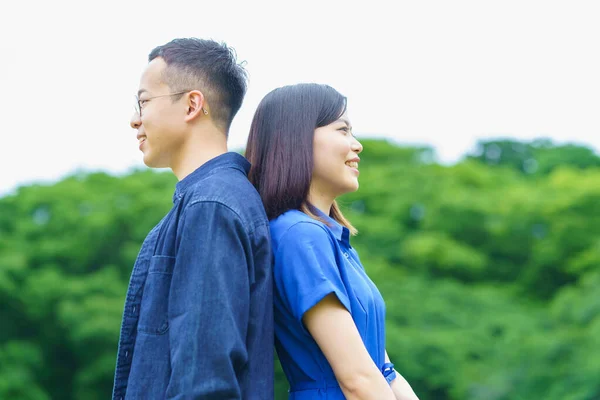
[112,38,273,399]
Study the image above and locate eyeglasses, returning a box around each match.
[134,90,192,117]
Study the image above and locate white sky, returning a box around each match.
[1,0,599,196]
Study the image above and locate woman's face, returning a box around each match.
[310,111,363,201]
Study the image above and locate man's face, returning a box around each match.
[130,58,188,169]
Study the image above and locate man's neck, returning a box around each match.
[172,127,228,181]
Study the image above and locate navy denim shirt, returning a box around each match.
[112,152,274,399]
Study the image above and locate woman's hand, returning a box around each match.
[385,351,419,400]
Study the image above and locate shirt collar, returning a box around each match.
[313,207,351,246]
[173,152,250,202]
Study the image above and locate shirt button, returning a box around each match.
[125,351,129,358]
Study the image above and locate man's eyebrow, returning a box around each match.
[137,88,148,97]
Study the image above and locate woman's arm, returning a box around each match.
[385,351,419,400]
[303,294,396,400]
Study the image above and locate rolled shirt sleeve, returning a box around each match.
[274,221,351,326]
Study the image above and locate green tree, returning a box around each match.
[1,139,599,399]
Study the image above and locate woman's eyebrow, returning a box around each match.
[337,118,352,129]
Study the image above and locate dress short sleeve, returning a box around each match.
[274,221,351,323]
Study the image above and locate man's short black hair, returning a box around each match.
[149,38,248,134]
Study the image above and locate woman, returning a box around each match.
[245,83,419,400]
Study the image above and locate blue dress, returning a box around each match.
[270,209,396,399]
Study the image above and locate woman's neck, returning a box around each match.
[307,189,334,216]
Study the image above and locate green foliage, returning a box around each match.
[468,138,600,176]
[0,169,175,399]
[1,141,599,399]
[0,341,48,400]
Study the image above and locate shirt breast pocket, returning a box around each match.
[138,255,176,335]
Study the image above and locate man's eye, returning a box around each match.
[139,99,149,107]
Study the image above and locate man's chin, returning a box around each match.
[142,154,160,168]
[142,155,152,167]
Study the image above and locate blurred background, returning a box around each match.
[1,1,600,399]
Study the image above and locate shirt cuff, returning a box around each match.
[382,362,397,385]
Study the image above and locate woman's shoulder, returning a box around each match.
[269,210,332,246]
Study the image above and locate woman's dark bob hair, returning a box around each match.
[245,83,357,234]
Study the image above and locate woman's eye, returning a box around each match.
[339,127,354,136]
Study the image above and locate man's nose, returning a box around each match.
[130,112,141,129]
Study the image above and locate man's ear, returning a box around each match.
[184,90,208,122]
